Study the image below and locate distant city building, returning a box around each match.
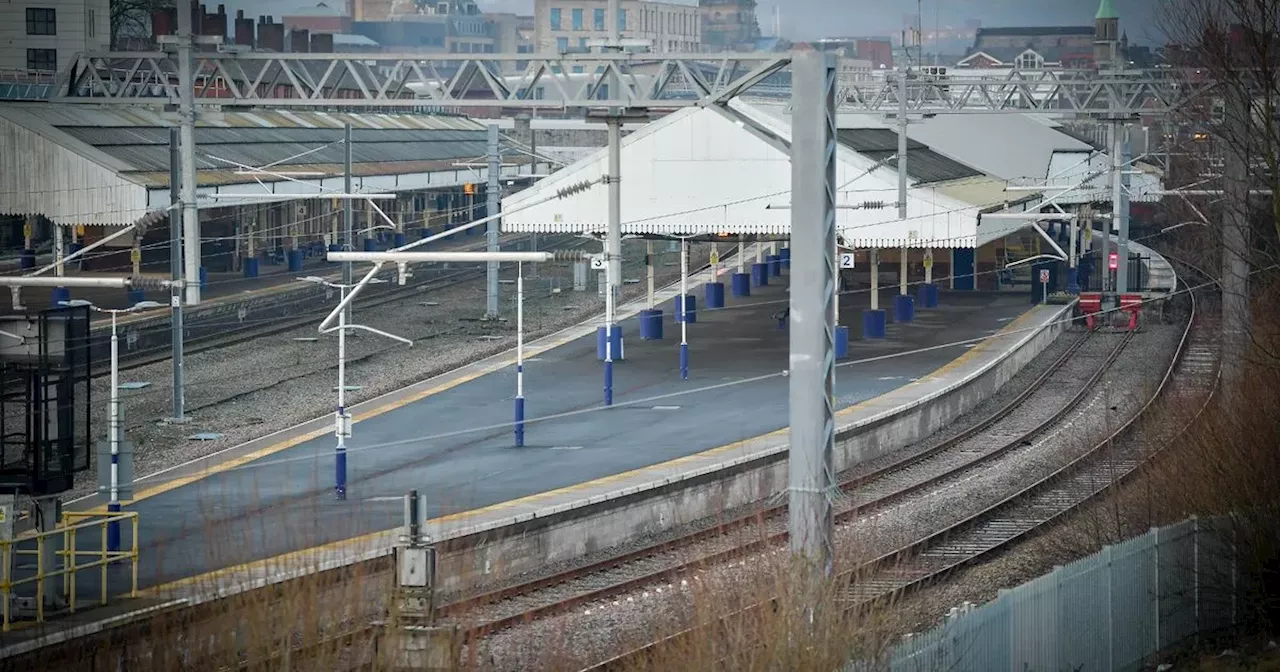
[282,1,352,34]
[811,37,893,70]
[955,0,1142,69]
[1,0,110,72]
[699,0,759,52]
[533,0,702,53]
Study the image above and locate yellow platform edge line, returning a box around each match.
[141,303,1047,597]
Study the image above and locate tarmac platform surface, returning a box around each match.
[54,269,1036,591]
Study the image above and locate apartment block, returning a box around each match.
[0,0,109,73]
[533,0,701,54]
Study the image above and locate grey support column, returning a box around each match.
[787,50,838,575]
[486,124,501,319]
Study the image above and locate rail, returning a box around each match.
[1,511,140,631]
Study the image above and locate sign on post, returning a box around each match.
[1039,269,1050,284]
[589,254,606,270]
[709,251,720,265]
[923,251,934,270]
[839,252,855,269]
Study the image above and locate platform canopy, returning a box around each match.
[0,104,533,227]
[500,100,1037,249]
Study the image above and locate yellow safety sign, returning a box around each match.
[130,247,141,264]
[23,224,32,239]
[923,251,934,269]
[75,225,86,237]
[0,505,7,524]
[709,251,720,264]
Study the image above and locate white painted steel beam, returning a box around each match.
[328,251,558,263]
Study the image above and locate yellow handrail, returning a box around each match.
[0,511,140,631]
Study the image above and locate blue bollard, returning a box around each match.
[916,283,939,309]
[596,325,624,361]
[514,396,525,447]
[198,266,208,290]
[287,249,304,272]
[704,282,725,309]
[674,294,697,323]
[751,263,769,287]
[835,325,850,358]
[51,286,70,307]
[780,247,791,270]
[363,238,377,252]
[731,272,751,297]
[19,249,35,270]
[767,254,782,277]
[862,309,887,339]
[638,309,664,340]
[243,257,260,279]
[69,242,84,270]
[394,232,407,248]
[420,227,432,240]
[894,294,915,323]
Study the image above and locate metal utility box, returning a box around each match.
[0,307,92,495]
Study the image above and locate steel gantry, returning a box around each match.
[47,39,1214,569]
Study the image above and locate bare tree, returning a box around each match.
[111,0,172,50]
[1160,0,1280,385]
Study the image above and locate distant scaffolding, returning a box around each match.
[0,307,92,495]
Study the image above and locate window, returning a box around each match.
[572,8,583,30]
[1015,50,1043,69]
[87,9,94,37]
[578,37,588,51]
[549,7,561,30]
[26,48,56,71]
[556,36,569,52]
[572,65,583,74]
[26,8,56,36]
[593,8,604,31]
[618,9,627,32]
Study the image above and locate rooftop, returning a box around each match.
[837,129,983,185]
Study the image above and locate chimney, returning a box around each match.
[289,28,311,52]
[257,16,285,51]
[311,33,335,53]
[151,8,177,38]
[234,10,254,47]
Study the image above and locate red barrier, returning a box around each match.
[1120,293,1143,331]
[1078,292,1103,330]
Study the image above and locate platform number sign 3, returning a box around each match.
[840,252,855,269]
[1039,269,1050,284]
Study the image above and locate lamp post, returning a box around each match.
[298,276,411,500]
[60,298,163,551]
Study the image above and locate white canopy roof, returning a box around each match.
[501,101,1024,249]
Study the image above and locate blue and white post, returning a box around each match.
[514,262,526,446]
[604,251,615,406]
[335,285,349,500]
[679,239,689,380]
[106,311,122,551]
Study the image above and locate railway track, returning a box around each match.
[585,271,1216,672]
[433,323,1136,643]
[98,233,587,377]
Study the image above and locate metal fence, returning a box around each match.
[887,517,1240,672]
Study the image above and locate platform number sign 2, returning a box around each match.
[839,252,855,269]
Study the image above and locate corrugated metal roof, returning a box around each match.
[837,128,984,185]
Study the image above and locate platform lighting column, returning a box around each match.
[343,123,354,314]
[1067,218,1080,293]
[899,246,908,296]
[924,248,933,285]
[515,262,526,446]
[679,239,689,380]
[335,285,349,500]
[602,114,622,407]
[787,50,838,574]
[737,241,745,272]
[1102,122,1116,293]
[106,309,122,551]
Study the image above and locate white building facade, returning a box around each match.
[0,0,109,74]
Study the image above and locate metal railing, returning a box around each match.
[1,511,139,631]
[886,516,1239,672]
